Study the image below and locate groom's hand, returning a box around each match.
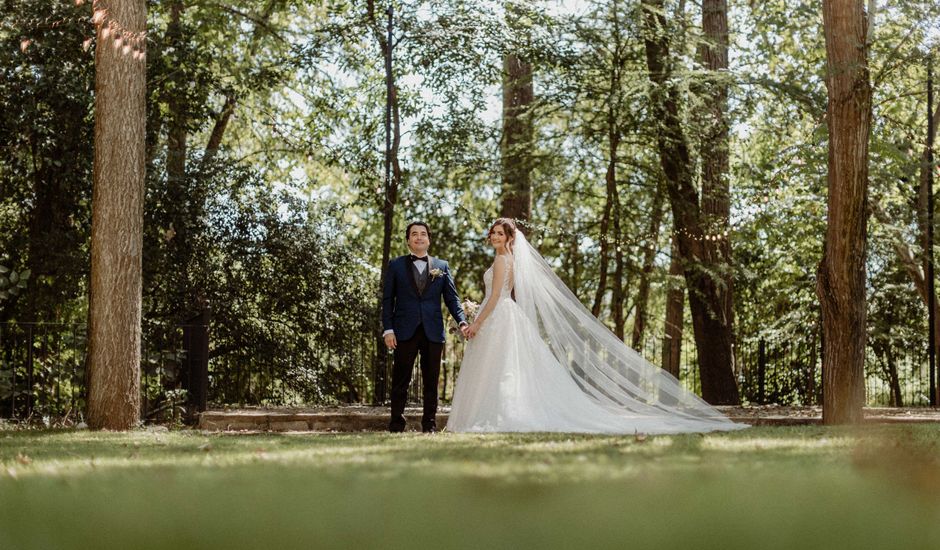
[384,333,397,350]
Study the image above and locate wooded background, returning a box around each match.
[1,1,939,425]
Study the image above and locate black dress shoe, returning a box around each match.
[389,424,405,433]
[422,426,437,434]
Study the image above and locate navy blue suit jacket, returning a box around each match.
[382,255,466,344]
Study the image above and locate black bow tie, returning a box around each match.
[410,255,428,263]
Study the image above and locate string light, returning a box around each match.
[404,188,734,252]
[91,1,146,62]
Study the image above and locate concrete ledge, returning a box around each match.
[197,406,940,432]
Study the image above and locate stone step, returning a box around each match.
[197,406,940,432]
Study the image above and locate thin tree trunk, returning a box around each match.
[612,204,625,339]
[592,9,625,321]
[202,0,276,165]
[165,1,192,316]
[609,0,626,340]
[641,0,739,404]
[662,237,684,378]
[167,1,186,185]
[370,2,402,404]
[87,0,147,430]
[591,187,612,318]
[632,179,666,350]
[203,93,235,164]
[874,201,940,375]
[560,223,581,294]
[887,351,902,407]
[564,229,583,297]
[915,103,940,301]
[593,131,622,321]
[817,0,872,424]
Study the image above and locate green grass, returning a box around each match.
[2,425,940,550]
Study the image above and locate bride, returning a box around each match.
[447,218,746,434]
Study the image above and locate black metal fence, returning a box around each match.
[2,320,937,422]
[0,321,210,422]
[0,322,86,420]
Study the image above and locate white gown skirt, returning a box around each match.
[447,298,742,434]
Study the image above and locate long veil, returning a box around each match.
[511,231,743,430]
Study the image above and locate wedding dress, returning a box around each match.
[447,232,746,434]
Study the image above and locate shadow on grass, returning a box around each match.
[2,425,940,550]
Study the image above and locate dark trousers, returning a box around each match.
[389,325,443,432]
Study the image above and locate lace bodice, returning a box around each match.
[483,254,514,302]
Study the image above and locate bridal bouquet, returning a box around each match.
[448,298,480,336]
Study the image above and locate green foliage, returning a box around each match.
[3,0,940,409]
[0,0,93,320]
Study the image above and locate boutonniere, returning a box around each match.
[429,268,444,281]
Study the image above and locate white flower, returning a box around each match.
[429,268,443,281]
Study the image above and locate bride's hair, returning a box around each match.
[488,218,516,254]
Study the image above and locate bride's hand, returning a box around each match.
[467,321,481,339]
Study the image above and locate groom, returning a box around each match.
[382,221,468,433]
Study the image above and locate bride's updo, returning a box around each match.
[488,218,517,253]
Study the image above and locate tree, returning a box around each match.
[632,179,666,350]
[661,237,684,378]
[698,0,733,351]
[816,0,873,424]
[641,0,739,404]
[500,2,534,222]
[87,0,148,429]
[369,0,403,403]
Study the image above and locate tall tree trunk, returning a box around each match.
[370,2,402,404]
[165,1,192,314]
[500,52,533,222]
[917,104,940,272]
[641,0,739,404]
[699,0,734,341]
[612,202,625,340]
[632,179,666,350]
[817,0,872,424]
[87,0,147,430]
[609,0,626,340]
[592,131,620,319]
[167,1,186,186]
[662,236,684,378]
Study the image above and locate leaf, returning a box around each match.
[0,265,8,274]
[19,269,30,280]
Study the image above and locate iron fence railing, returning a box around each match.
[3,320,938,422]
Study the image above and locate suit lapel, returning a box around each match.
[427,256,437,294]
[405,256,421,296]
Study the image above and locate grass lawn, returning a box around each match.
[2,424,940,550]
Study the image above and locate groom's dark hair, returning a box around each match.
[405,221,431,241]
